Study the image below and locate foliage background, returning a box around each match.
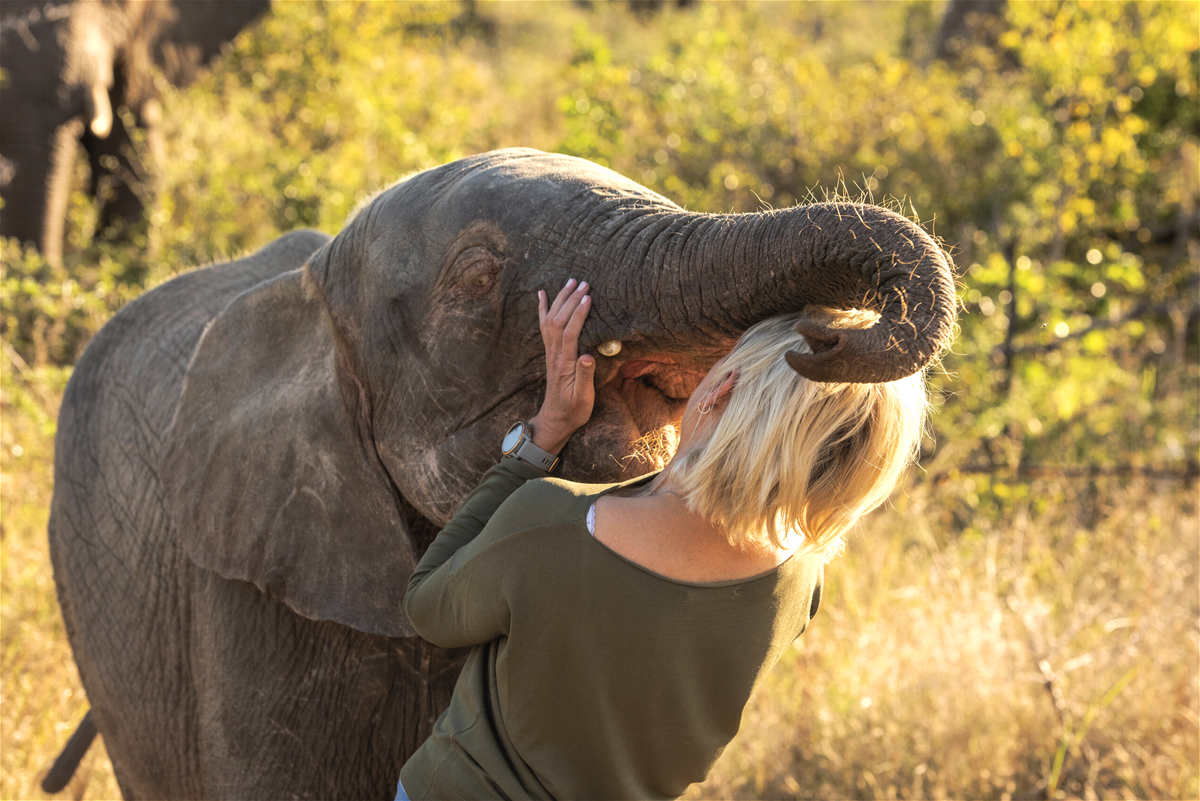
[2,1,1197,799]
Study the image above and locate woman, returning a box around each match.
[397,279,930,800]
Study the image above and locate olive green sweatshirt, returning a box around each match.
[401,456,823,800]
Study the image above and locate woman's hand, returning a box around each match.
[530,278,596,455]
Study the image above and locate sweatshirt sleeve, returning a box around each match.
[403,455,549,647]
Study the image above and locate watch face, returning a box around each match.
[502,422,525,454]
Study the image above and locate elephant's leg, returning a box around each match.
[0,134,48,253]
[191,570,468,800]
[0,116,80,265]
[49,510,205,801]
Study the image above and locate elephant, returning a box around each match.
[0,0,269,266]
[48,148,956,799]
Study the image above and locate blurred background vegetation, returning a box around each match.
[2,1,1196,799]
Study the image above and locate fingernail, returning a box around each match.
[579,281,588,290]
[566,278,576,286]
[583,295,590,303]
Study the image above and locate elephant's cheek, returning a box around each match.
[375,437,475,527]
[558,385,680,484]
[376,399,532,527]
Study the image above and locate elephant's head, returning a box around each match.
[0,2,120,261]
[0,0,269,264]
[163,148,955,637]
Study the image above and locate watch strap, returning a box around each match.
[512,432,559,472]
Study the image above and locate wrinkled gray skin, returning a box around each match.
[49,149,955,799]
[0,0,269,266]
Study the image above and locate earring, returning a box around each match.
[696,392,714,415]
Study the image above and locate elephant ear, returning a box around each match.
[151,0,272,88]
[162,267,418,637]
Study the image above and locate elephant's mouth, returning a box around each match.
[606,354,709,437]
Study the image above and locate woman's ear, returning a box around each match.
[712,367,740,409]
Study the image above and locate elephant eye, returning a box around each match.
[454,247,500,298]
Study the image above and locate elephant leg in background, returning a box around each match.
[190,570,468,800]
[0,117,82,266]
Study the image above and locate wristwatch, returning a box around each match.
[502,421,559,472]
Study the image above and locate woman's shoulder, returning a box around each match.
[521,470,657,504]
[486,476,602,534]
[513,475,607,504]
[487,471,656,538]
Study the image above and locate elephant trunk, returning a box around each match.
[602,203,957,383]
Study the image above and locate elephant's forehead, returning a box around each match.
[421,148,674,207]
[362,149,682,262]
[474,150,635,189]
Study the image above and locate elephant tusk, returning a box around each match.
[89,84,112,138]
[597,340,622,357]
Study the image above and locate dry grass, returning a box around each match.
[688,473,1200,800]
[3,362,1197,800]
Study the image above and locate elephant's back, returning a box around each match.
[46,228,329,798]
[55,228,330,472]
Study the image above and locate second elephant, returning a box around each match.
[0,0,269,265]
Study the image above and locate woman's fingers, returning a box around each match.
[552,281,588,330]
[540,280,593,389]
[564,290,590,338]
[541,279,589,361]
[547,278,578,321]
[560,292,589,364]
[531,279,596,454]
[541,278,593,387]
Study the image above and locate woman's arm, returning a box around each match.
[403,456,548,647]
[402,279,596,647]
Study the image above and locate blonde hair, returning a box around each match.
[667,309,931,558]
